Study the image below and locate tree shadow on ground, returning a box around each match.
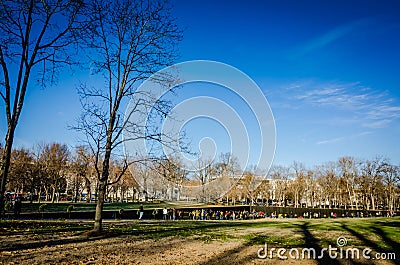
[9,232,188,265]
[371,226,400,263]
[0,231,119,252]
[0,220,253,252]
[196,243,251,265]
[373,220,400,228]
[341,223,398,265]
[299,222,342,265]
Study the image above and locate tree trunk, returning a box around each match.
[353,190,359,210]
[44,186,49,201]
[371,195,375,210]
[37,187,42,203]
[93,181,106,232]
[85,177,91,203]
[169,184,173,201]
[92,129,113,232]
[74,175,79,203]
[51,186,56,203]
[0,127,15,218]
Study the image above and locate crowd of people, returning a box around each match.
[145,207,396,221]
[148,208,266,221]
[1,194,22,218]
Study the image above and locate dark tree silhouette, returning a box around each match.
[0,0,84,217]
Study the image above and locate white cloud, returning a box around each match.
[317,136,345,145]
[292,18,372,57]
[285,80,400,128]
[316,131,373,145]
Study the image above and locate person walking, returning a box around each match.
[172,208,176,221]
[139,204,144,220]
[162,207,168,220]
[13,197,22,219]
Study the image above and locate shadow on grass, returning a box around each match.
[373,220,400,228]
[372,226,400,264]
[299,222,342,265]
[341,223,398,265]
[0,232,119,252]
[0,220,254,252]
[197,243,251,265]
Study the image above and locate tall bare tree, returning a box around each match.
[75,0,181,232]
[268,165,290,206]
[289,161,307,208]
[0,0,84,216]
[315,162,338,208]
[240,171,260,205]
[38,143,70,203]
[191,158,217,202]
[360,157,386,210]
[338,157,360,209]
[7,148,34,194]
[382,163,399,213]
[69,145,93,203]
[154,157,187,201]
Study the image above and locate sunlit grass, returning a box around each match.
[1,217,399,252]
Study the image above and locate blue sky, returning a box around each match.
[1,0,400,168]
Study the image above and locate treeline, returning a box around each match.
[3,143,138,204]
[3,143,400,212]
[230,158,400,212]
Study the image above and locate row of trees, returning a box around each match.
[3,144,239,204]
[5,142,400,212]
[4,143,141,204]
[230,157,400,212]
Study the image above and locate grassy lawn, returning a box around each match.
[1,217,399,247]
[1,217,399,264]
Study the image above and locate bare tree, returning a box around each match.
[289,161,307,208]
[191,158,216,202]
[69,146,93,203]
[360,157,386,210]
[75,0,181,232]
[0,0,84,216]
[382,163,399,213]
[269,165,290,206]
[7,148,35,194]
[240,171,260,205]
[38,143,70,203]
[213,153,241,203]
[153,157,187,201]
[315,162,338,208]
[304,170,317,208]
[338,157,360,209]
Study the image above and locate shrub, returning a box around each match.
[67,205,74,213]
[39,203,47,219]
[67,205,74,219]
[4,201,12,212]
[39,203,47,213]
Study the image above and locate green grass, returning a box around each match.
[1,217,399,254]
